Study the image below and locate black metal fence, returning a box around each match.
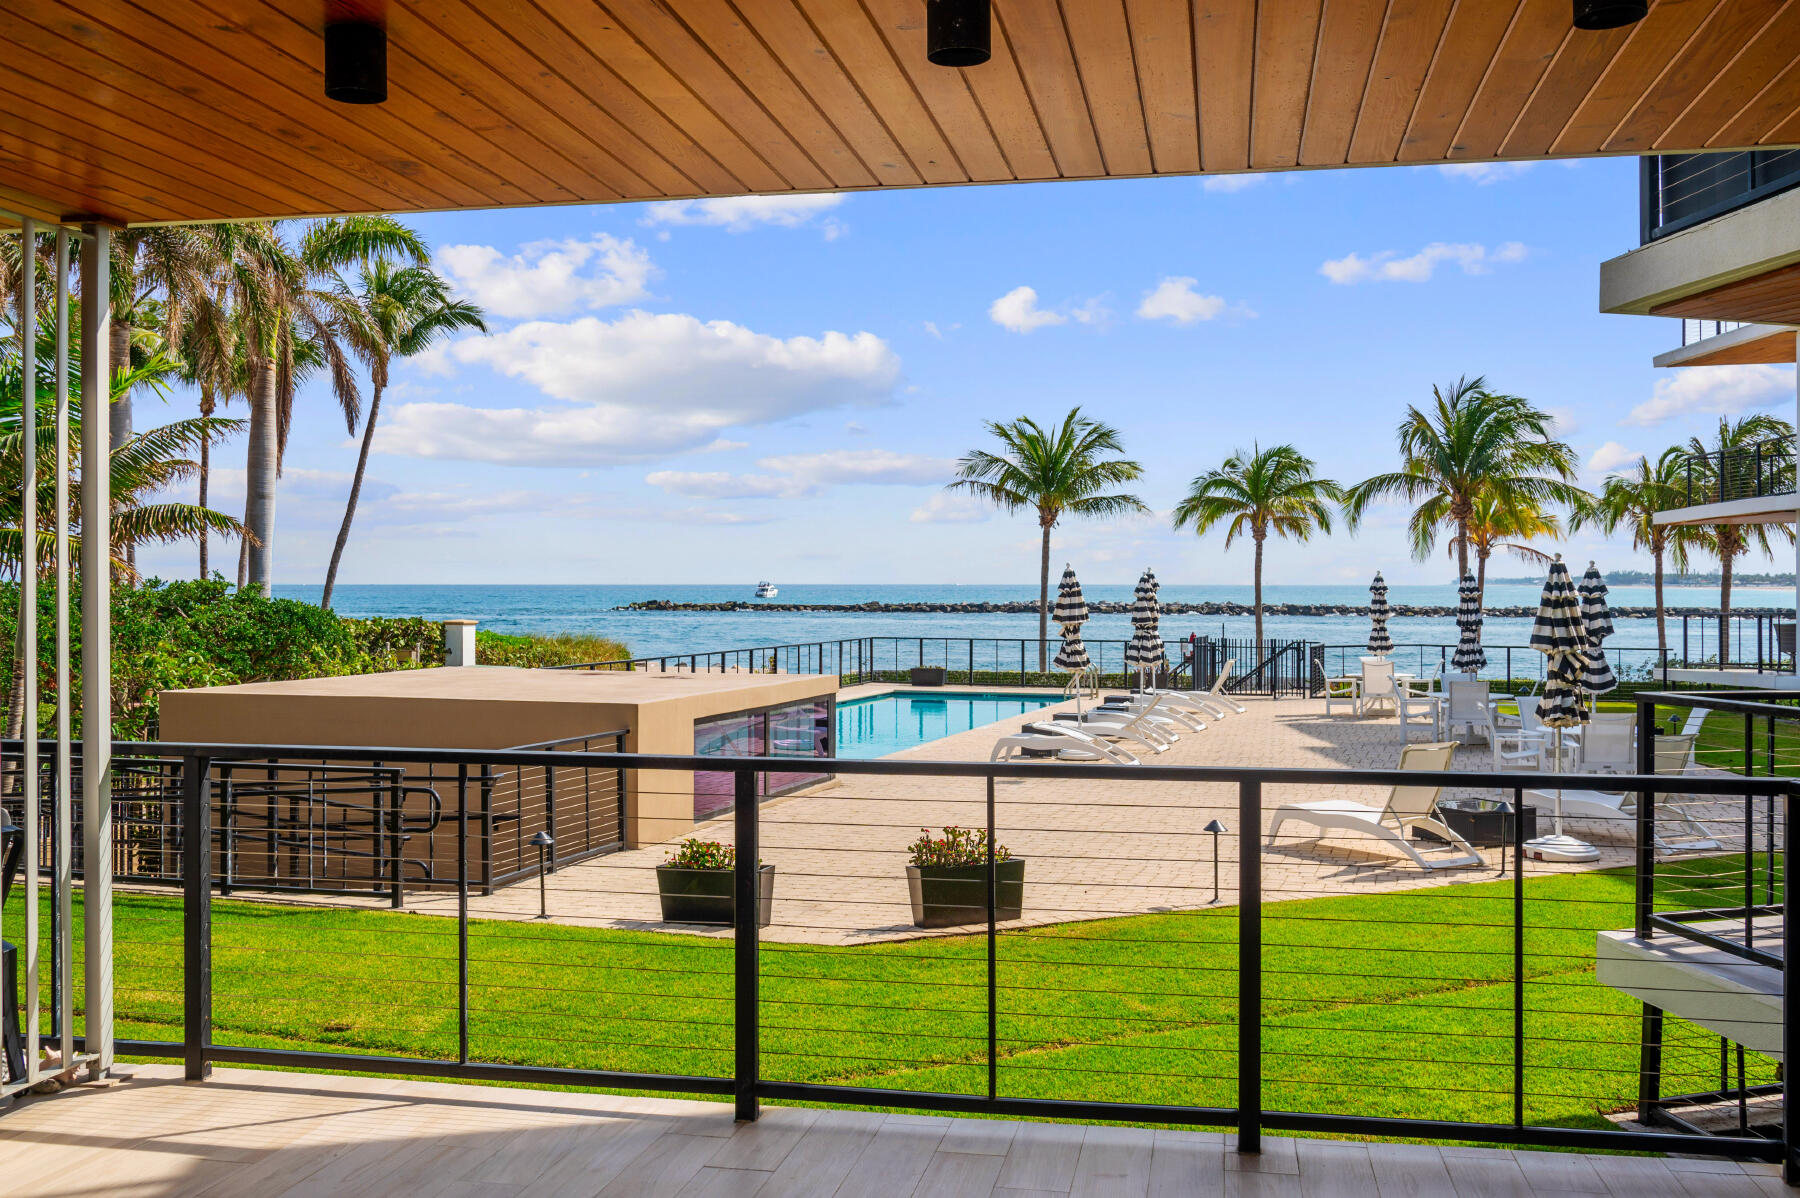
[2,731,626,904]
[21,736,1792,1177]
[557,634,1311,696]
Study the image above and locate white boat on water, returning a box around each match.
[755,581,779,599]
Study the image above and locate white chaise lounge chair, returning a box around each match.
[1052,695,1177,753]
[1529,733,1721,853]
[1266,742,1482,870]
[1096,692,1207,732]
[992,722,1140,765]
[1147,658,1247,718]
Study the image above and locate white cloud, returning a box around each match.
[649,450,954,501]
[375,310,900,466]
[436,234,653,319]
[641,193,846,233]
[756,450,953,487]
[989,285,1066,333]
[1136,277,1232,324]
[1544,406,1581,437]
[1320,241,1528,284]
[909,492,991,524]
[1587,441,1641,474]
[1624,364,1797,427]
[645,471,807,500]
[1438,162,1534,185]
[1202,174,1265,193]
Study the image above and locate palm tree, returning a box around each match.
[171,285,244,579]
[0,318,246,734]
[1450,490,1560,606]
[322,260,486,610]
[949,408,1147,671]
[1686,414,1797,654]
[204,217,427,593]
[1571,448,1706,655]
[1171,444,1342,647]
[1342,377,1585,580]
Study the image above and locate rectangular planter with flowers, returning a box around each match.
[905,826,1024,928]
[655,839,773,927]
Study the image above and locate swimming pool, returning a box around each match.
[835,690,1064,758]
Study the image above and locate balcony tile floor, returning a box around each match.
[2,1065,1786,1197]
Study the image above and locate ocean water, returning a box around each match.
[271,582,1796,669]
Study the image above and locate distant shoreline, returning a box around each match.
[622,599,1793,619]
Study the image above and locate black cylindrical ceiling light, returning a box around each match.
[1572,0,1648,30]
[325,20,388,104]
[927,0,991,68]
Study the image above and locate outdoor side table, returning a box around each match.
[1414,798,1538,875]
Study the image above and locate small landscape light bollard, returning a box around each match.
[529,831,555,920]
[1203,819,1228,904]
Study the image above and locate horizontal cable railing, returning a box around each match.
[1643,149,1800,242]
[6,736,1791,1168]
[1678,436,1797,508]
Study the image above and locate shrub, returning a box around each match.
[476,630,628,668]
[663,839,736,870]
[906,826,1011,869]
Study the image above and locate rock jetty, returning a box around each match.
[617,599,1787,620]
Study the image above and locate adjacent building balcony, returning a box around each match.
[1655,435,1798,529]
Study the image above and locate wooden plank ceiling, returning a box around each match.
[4,0,1800,227]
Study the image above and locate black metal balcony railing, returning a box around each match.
[1682,436,1797,508]
[1643,149,1800,243]
[10,735,1794,1175]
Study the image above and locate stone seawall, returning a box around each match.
[619,599,1790,620]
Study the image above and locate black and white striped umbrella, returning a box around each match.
[1451,572,1486,672]
[1052,564,1091,672]
[1367,571,1393,656]
[1531,556,1590,729]
[1578,562,1617,696]
[1051,563,1089,628]
[1124,567,1165,671]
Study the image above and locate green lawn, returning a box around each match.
[6,861,1773,1137]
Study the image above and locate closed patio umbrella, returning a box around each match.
[1367,572,1392,657]
[1578,562,1617,697]
[1125,567,1165,687]
[1527,555,1598,863]
[1052,564,1093,709]
[1451,572,1486,674]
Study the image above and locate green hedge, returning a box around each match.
[0,580,626,740]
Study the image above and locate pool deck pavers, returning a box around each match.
[331,693,1751,944]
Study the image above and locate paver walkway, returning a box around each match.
[3,1065,1786,1197]
[358,694,1743,943]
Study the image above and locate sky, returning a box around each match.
[132,156,1800,589]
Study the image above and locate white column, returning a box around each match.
[19,217,39,1082]
[53,228,73,1069]
[80,224,112,1076]
[444,619,478,667]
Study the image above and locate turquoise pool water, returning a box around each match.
[835,690,1063,758]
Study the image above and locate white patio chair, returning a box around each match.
[1442,679,1495,745]
[1576,715,1636,775]
[1266,742,1482,870]
[1362,672,1442,742]
[1359,659,1397,715]
[1492,695,1548,771]
[991,723,1140,765]
[1323,672,1361,716]
[1401,665,1443,699]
